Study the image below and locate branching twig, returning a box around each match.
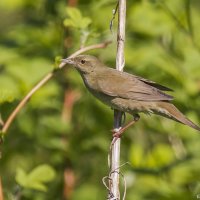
[1,41,111,134]
[108,0,126,199]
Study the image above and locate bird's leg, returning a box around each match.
[111,114,140,145]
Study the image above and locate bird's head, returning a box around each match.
[62,55,103,74]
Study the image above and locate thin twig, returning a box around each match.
[102,176,112,191]
[2,73,53,133]
[1,41,111,134]
[0,114,4,127]
[69,41,112,58]
[110,1,119,33]
[109,0,126,199]
[121,172,126,200]
[0,178,3,200]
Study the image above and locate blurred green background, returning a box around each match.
[0,0,200,199]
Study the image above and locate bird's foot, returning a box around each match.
[133,113,140,121]
[111,128,122,146]
[111,127,123,138]
[111,114,140,145]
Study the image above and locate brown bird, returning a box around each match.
[62,55,200,134]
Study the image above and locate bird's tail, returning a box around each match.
[155,102,200,131]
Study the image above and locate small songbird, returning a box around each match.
[62,55,200,132]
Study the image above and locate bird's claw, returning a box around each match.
[111,114,140,145]
[111,128,123,146]
[111,128,123,138]
[133,113,140,121]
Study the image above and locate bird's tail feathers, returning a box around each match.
[156,102,200,131]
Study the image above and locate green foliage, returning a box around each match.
[0,131,4,142]
[63,6,98,48]
[16,164,56,192]
[0,0,200,199]
[130,2,174,36]
[71,184,104,200]
[0,89,17,104]
[54,56,62,69]
[64,7,92,29]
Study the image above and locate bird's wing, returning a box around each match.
[95,68,173,101]
[131,75,173,91]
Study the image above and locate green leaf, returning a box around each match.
[28,164,56,183]
[15,165,56,192]
[65,7,82,28]
[66,7,82,22]
[80,17,92,29]
[15,168,28,187]
[0,89,16,104]
[63,19,76,28]
[64,7,92,29]
[54,55,62,69]
[0,75,19,103]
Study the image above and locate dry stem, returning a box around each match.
[109,0,126,199]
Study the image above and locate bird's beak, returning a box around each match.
[59,57,75,69]
[61,57,75,65]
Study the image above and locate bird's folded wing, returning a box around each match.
[96,70,173,101]
[131,75,173,91]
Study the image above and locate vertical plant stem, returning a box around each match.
[116,0,126,71]
[110,110,123,199]
[109,0,126,199]
[0,178,3,200]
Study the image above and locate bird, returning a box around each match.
[61,54,200,135]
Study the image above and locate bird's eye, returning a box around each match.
[81,59,86,64]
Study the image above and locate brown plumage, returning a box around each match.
[62,55,200,131]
